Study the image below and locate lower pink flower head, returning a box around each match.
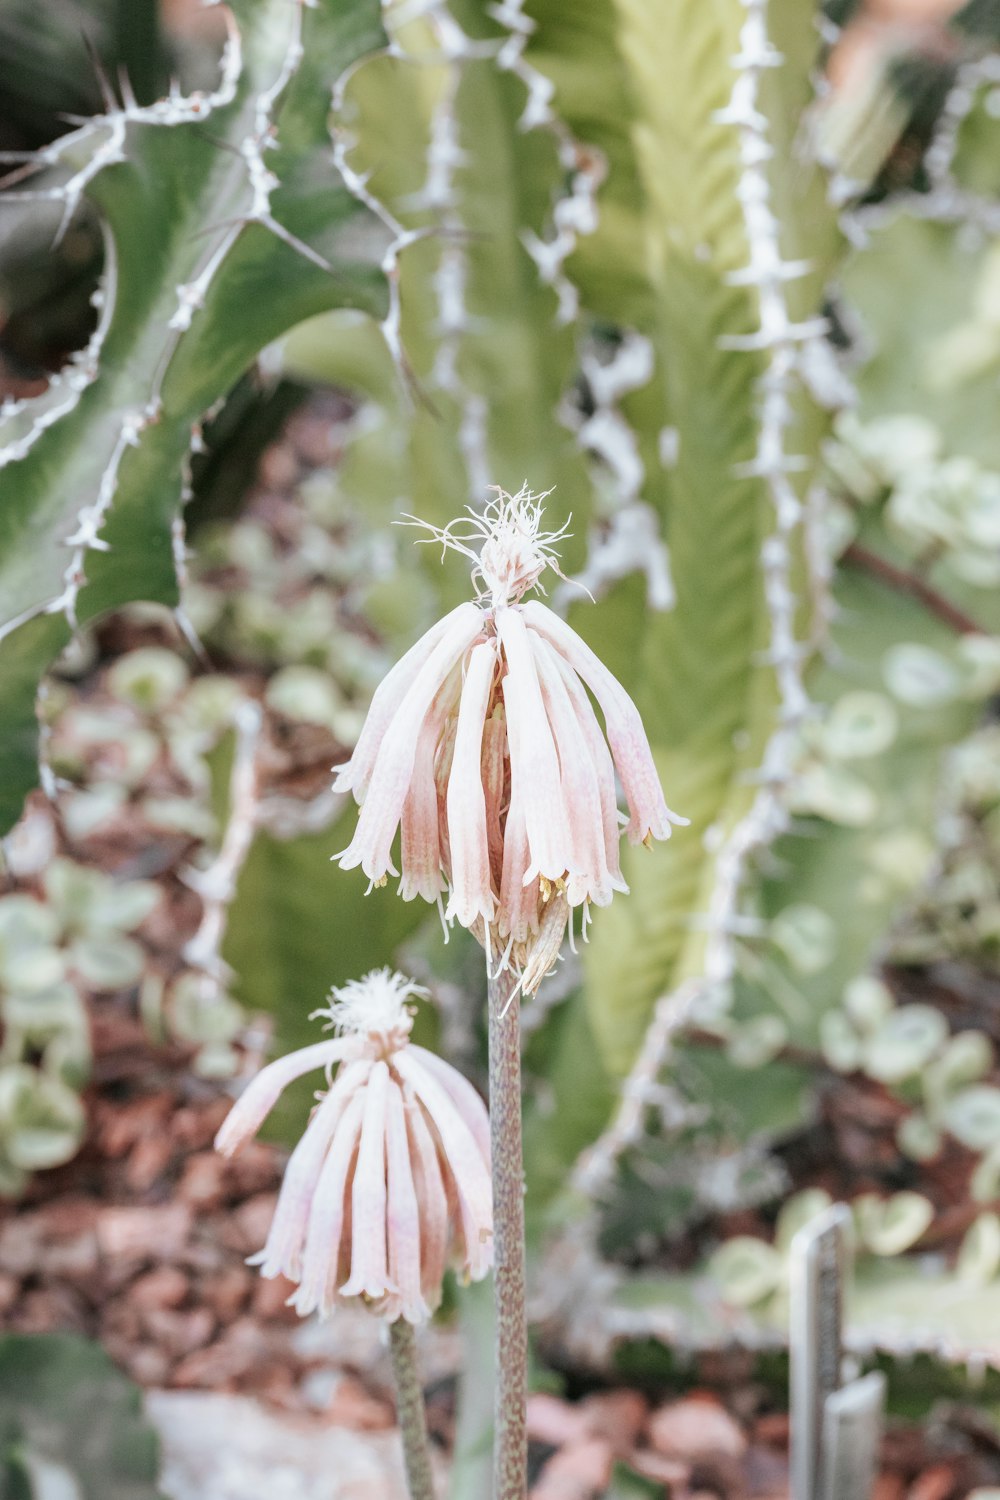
[334,486,686,993]
[215,968,492,1325]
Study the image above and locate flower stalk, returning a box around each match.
[389,1318,437,1500]
[488,964,528,1500]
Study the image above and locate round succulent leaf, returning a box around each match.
[842,976,894,1033]
[956,1212,1000,1287]
[855,1191,934,1256]
[69,935,146,991]
[789,762,879,827]
[936,1030,994,1093]
[265,665,342,728]
[0,1065,85,1170]
[883,643,962,708]
[42,859,108,931]
[775,1189,834,1253]
[944,1085,1000,1152]
[0,945,66,995]
[84,878,161,934]
[863,1005,949,1085]
[168,674,246,738]
[958,636,1000,699]
[822,691,898,760]
[770,904,837,975]
[141,796,218,840]
[0,896,61,950]
[895,1112,943,1163]
[725,1015,787,1070]
[169,973,243,1045]
[106,647,190,712]
[971,1143,1000,1203]
[2,979,83,1037]
[820,1011,862,1073]
[708,1236,784,1308]
[192,1042,241,1079]
[60,785,128,840]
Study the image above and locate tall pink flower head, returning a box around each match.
[215,968,492,1325]
[334,486,686,992]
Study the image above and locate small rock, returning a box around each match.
[222,1193,277,1256]
[579,1389,649,1449]
[648,1395,747,1462]
[130,1266,190,1312]
[142,1305,216,1358]
[252,1272,299,1322]
[203,1264,252,1322]
[532,1437,614,1499]
[126,1134,175,1193]
[98,1203,193,1263]
[0,1273,19,1315]
[178,1152,226,1209]
[97,1092,173,1157]
[170,1320,270,1388]
[327,1373,396,1431]
[754,1412,789,1447]
[124,1344,173,1387]
[625,1448,690,1487]
[908,1465,959,1500]
[527,1393,589,1448]
[874,1476,907,1500]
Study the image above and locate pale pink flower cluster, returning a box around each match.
[215,969,492,1325]
[335,487,685,991]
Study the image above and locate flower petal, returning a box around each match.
[445,641,499,930]
[407,1045,490,1170]
[385,1080,429,1324]
[248,1057,370,1281]
[522,600,686,842]
[547,645,628,896]
[334,603,479,800]
[530,631,615,907]
[338,604,485,882]
[497,607,571,883]
[340,1060,393,1300]
[214,1038,358,1157]
[403,1089,449,1310]
[392,1050,493,1281]
[496,767,538,945]
[399,674,459,903]
[291,1085,366,1317]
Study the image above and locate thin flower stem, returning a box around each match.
[487,965,527,1500]
[389,1318,437,1500]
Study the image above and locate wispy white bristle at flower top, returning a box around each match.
[215,969,492,1326]
[333,486,687,994]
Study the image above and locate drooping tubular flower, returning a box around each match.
[215,968,492,1326]
[334,486,687,992]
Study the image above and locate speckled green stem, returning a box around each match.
[389,1318,436,1500]
[487,966,527,1500]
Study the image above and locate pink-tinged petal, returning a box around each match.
[214,1038,358,1157]
[497,607,572,883]
[334,604,478,800]
[385,1080,429,1325]
[530,632,615,908]
[497,772,539,945]
[549,649,627,893]
[248,1058,371,1281]
[445,641,499,930]
[403,1090,449,1310]
[522,600,687,843]
[407,1045,490,1171]
[399,674,460,903]
[392,1050,493,1281]
[338,605,485,882]
[520,891,570,995]
[482,709,507,896]
[340,1060,393,1300]
[291,1086,366,1317]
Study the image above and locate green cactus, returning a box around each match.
[0,0,391,831]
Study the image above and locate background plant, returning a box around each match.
[3,0,1000,1463]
